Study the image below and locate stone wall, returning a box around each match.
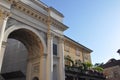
[1,39,28,80]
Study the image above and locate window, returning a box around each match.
[75,59,82,67]
[53,43,57,55]
[76,48,80,56]
[65,43,69,52]
[84,54,90,62]
[114,71,118,78]
[64,55,73,66]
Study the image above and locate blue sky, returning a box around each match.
[40,0,120,64]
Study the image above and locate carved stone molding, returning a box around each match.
[0,9,11,21]
[59,39,64,44]
[32,62,40,73]
[7,0,68,31]
[40,53,47,58]
[2,41,7,48]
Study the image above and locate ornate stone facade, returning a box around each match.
[0,0,92,80]
[0,0,67,80]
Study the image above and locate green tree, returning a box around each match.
[64,55,74,66]
[82,62,93,70]
[93,63,104,72]
[93,66,103,72]
[84,62,93,70]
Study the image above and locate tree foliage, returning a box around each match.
[93,63,104,72]
[64,55,74,66]
[93,66,103,72]
[64,55,104,73]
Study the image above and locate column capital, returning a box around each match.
[0,9,11,21]
[2,41,7,48]
[47,33,54,40]
[40,53,47,58]
[59,37,64,43]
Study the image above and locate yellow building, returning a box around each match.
[64,36,92,64]
[64,36,106,80]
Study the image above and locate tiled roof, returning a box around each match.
[101,58,120,68]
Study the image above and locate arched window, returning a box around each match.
[64,55,74,66]
[33,77,39,80]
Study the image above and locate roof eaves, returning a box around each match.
[64,35,93,53]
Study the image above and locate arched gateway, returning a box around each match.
[1,25,46,80]
[0,0,68,80]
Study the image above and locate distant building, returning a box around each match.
[102,58,120,80]
[64,36,92,63]
[64,36,106,80]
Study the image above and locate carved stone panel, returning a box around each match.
[32,62,40,74]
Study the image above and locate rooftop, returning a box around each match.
[64,35,93,53]
[101,58,120,68]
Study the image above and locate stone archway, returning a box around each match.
[3,24,47,53]
[0,25,47,80]
[33,77,39,80]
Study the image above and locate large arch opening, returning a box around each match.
[1,29,43,80]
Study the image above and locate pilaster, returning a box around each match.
[58,37,65,80]
[0,9,11,72]
[40,54,47,80]
[26,61,32,80]
[46,34,53,80]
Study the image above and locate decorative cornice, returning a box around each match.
[31,0,48,11]
[50,7,64,18]
[7,0,68,31]
[13,1,48,23]
[51,18,68,31]
[0,9,11,21]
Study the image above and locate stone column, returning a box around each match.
[0,9,10,72]
[58,37,65,80]
[40,54,47,80]
[26,61,32,80]
[46,34,53,80]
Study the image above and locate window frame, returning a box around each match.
[53,43,58,56]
